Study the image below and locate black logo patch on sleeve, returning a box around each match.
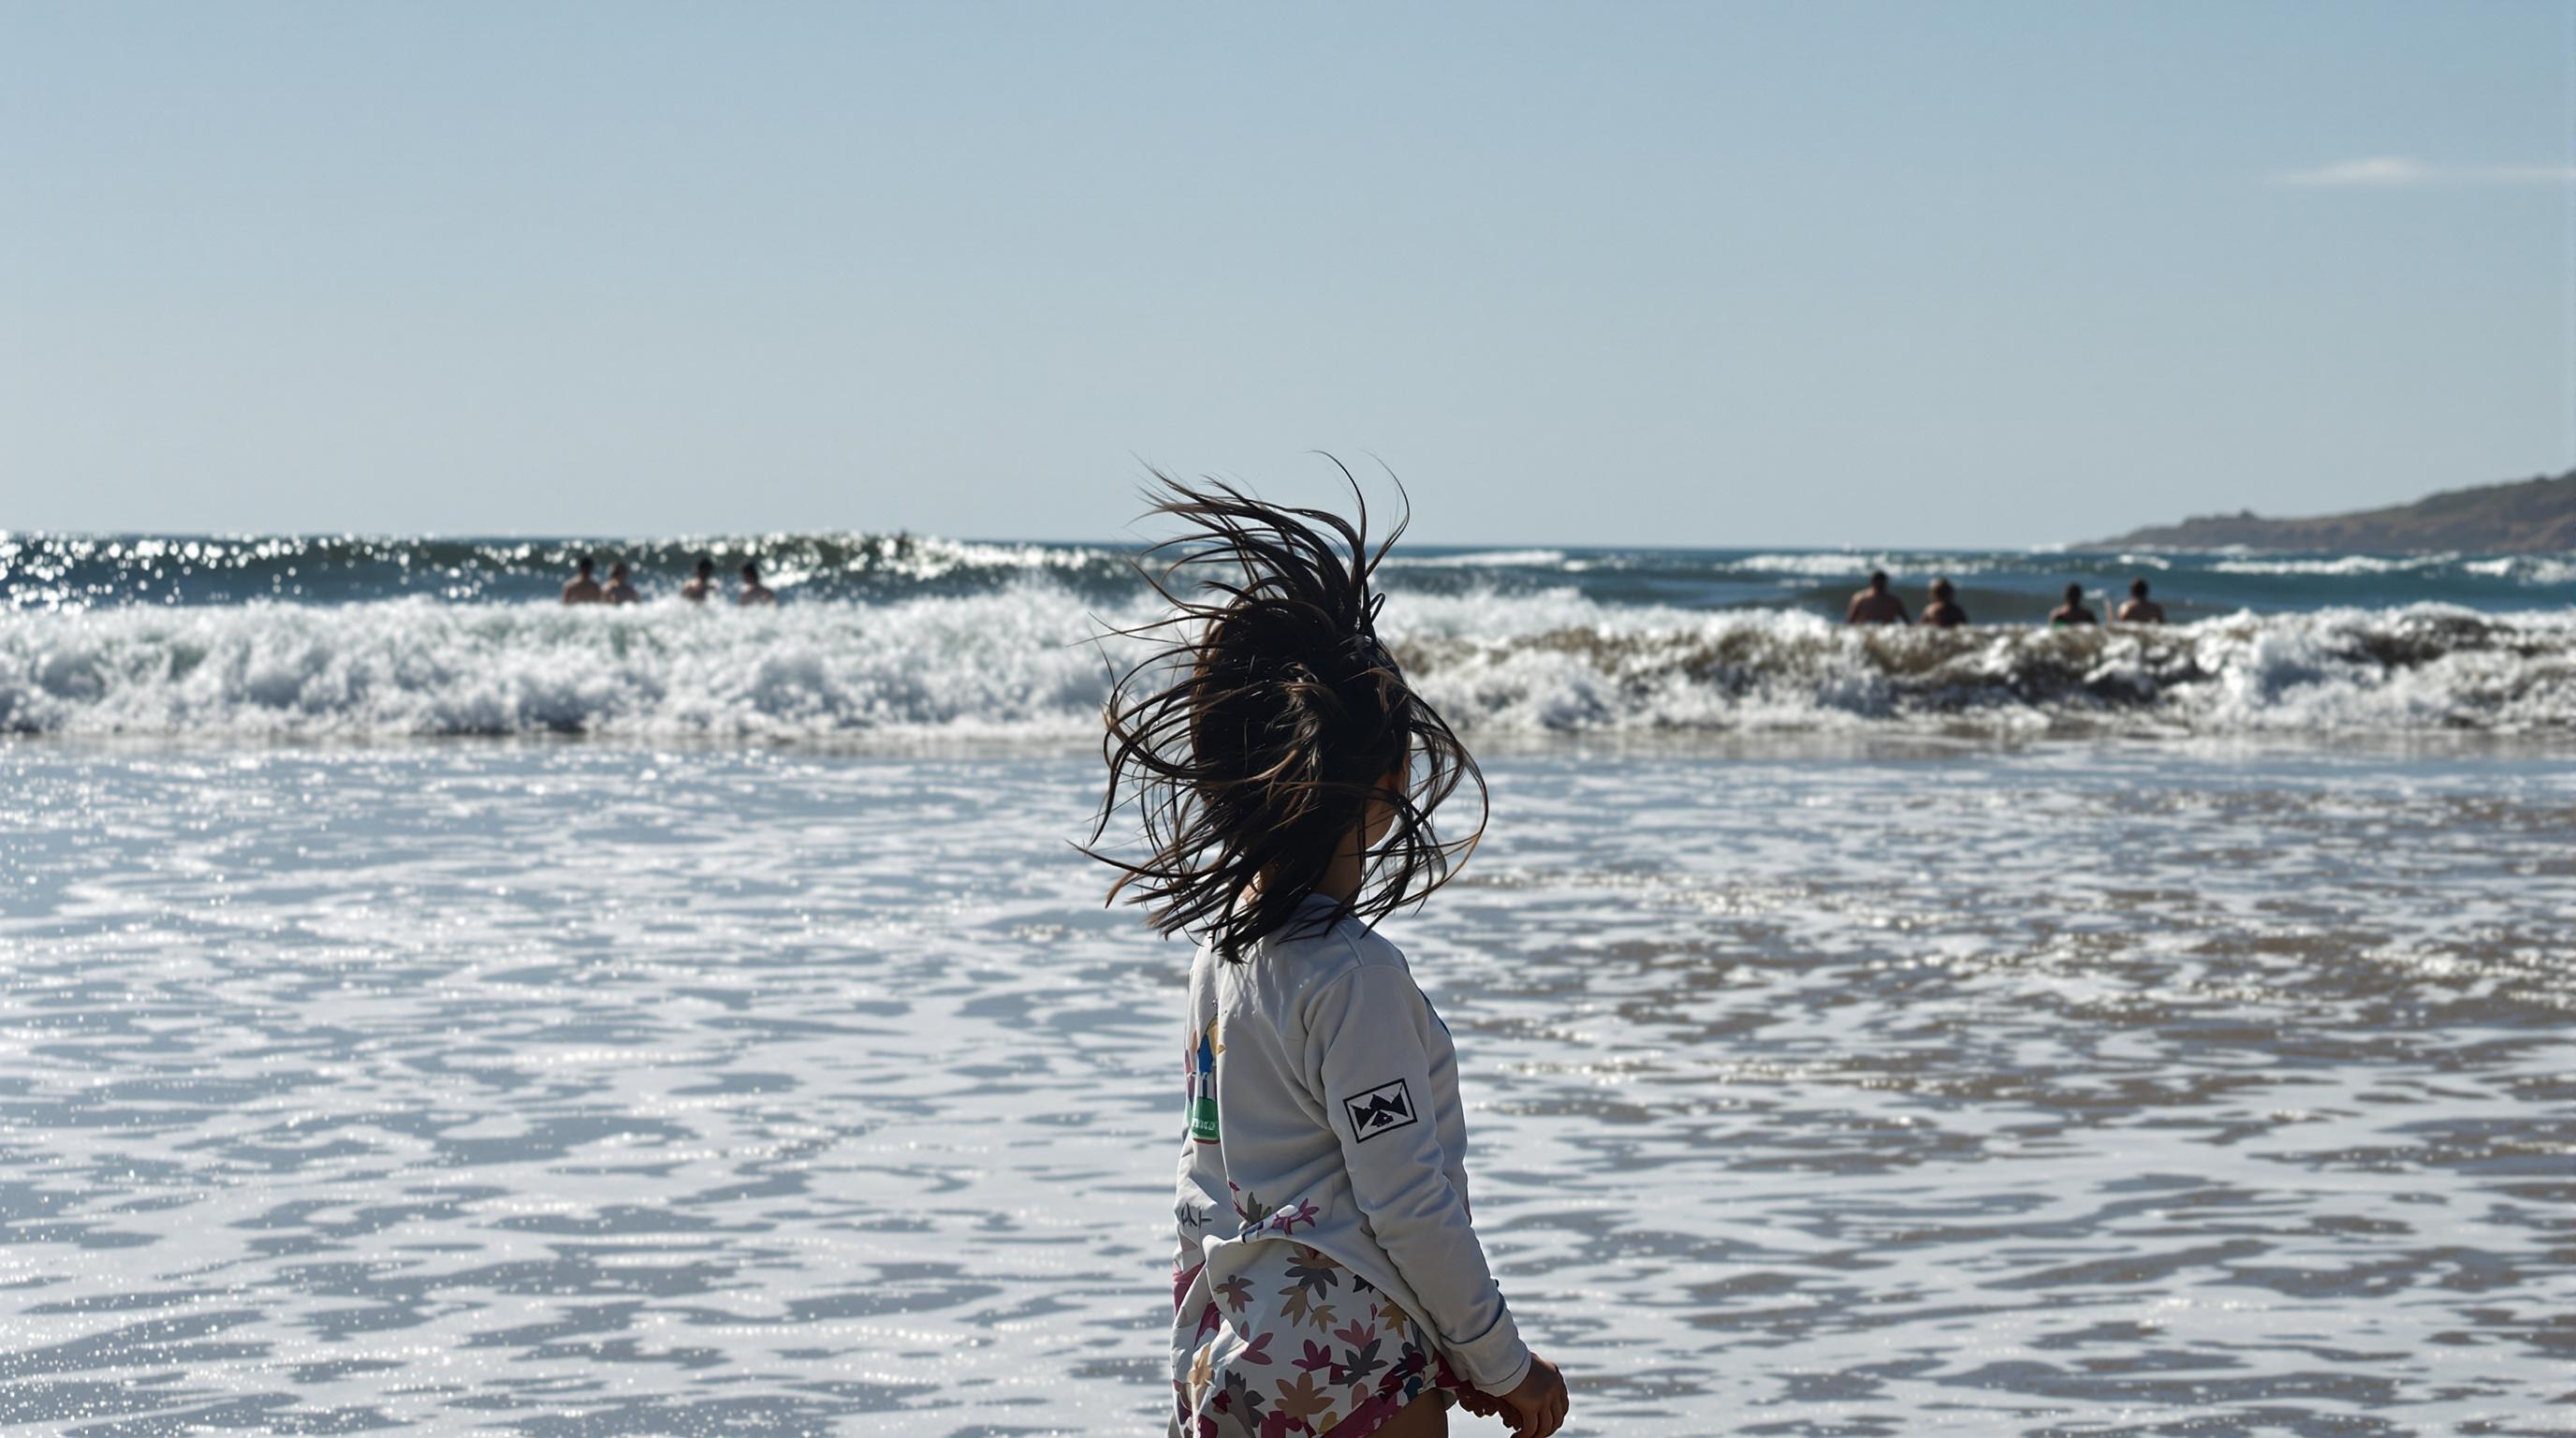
[1343,1079,1418,1143]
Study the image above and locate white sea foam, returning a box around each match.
[1383,548,1569,569]
[2463,554,2576,585]
[0,591,1121,741]
[1715,552,1897,577]
[1392,592,2576,735]
[1704,551,2046,580]
[2,588,2569,740]
[2205,553,2452,577]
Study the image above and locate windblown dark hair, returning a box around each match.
[1086,464,1486,960]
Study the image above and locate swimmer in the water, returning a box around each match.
[681,555,718,603]
[1845,570,1910,625]
[561,555,605,605]
[2115,578,2166,624]
[737,560,777,606]
[2048,582,2098,627]
[1919,576,1968,628]
[603,560,640,606]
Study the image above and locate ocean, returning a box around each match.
[3,534,2573,741]
[1,533,2569,1435]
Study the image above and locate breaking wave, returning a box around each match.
[2,589,2569,741]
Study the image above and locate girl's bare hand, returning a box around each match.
[1498,1354,1568,1438]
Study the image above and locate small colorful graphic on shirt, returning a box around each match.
[1189,1020,1222,1143]
[1342,1078,1416,1142]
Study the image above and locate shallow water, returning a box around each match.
[0,739,2569,1435]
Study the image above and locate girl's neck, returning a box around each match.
[1308,775,1399,910]
[1266,826,1366,911]
[1311,838,1365,905]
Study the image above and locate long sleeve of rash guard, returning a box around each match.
[1173,972,1229,1306]
[1300,961,1531,1395]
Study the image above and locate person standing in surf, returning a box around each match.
[1846,569,1910,624]
[2049,581,2099,626]
[1091,475,1568,1438]
[2115,578,2165,624]
[561,555,604,605]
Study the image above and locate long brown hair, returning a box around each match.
[1087,464,1486,959]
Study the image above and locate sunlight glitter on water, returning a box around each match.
[0,739,2569,1435]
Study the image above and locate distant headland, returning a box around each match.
[2087,470,2576,554]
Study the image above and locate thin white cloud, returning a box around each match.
[2275,155,2576,187]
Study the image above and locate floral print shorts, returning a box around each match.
[1172,1240,1466,1438]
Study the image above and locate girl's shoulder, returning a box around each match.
[1202,902,1418,1012]
[1254,907,1417,1007]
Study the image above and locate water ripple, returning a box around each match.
[0,740,2567,1434]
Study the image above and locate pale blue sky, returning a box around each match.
[3,2,2568,547]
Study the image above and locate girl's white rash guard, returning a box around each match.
[1173,894,1532,1395]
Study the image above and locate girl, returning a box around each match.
[1092,475,1570,1438]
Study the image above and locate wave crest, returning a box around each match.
[3,588,2569,741]
[1394,600,2576,734]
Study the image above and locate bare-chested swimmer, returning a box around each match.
[681,555,718,603]
[1845,570,1910,625]
[1919,576,1969,627]
[2115,578,2166,624]
[738,560,777,606]
[2049,582,2099,627]
[562,555,605,605]
[604,560,640,606]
